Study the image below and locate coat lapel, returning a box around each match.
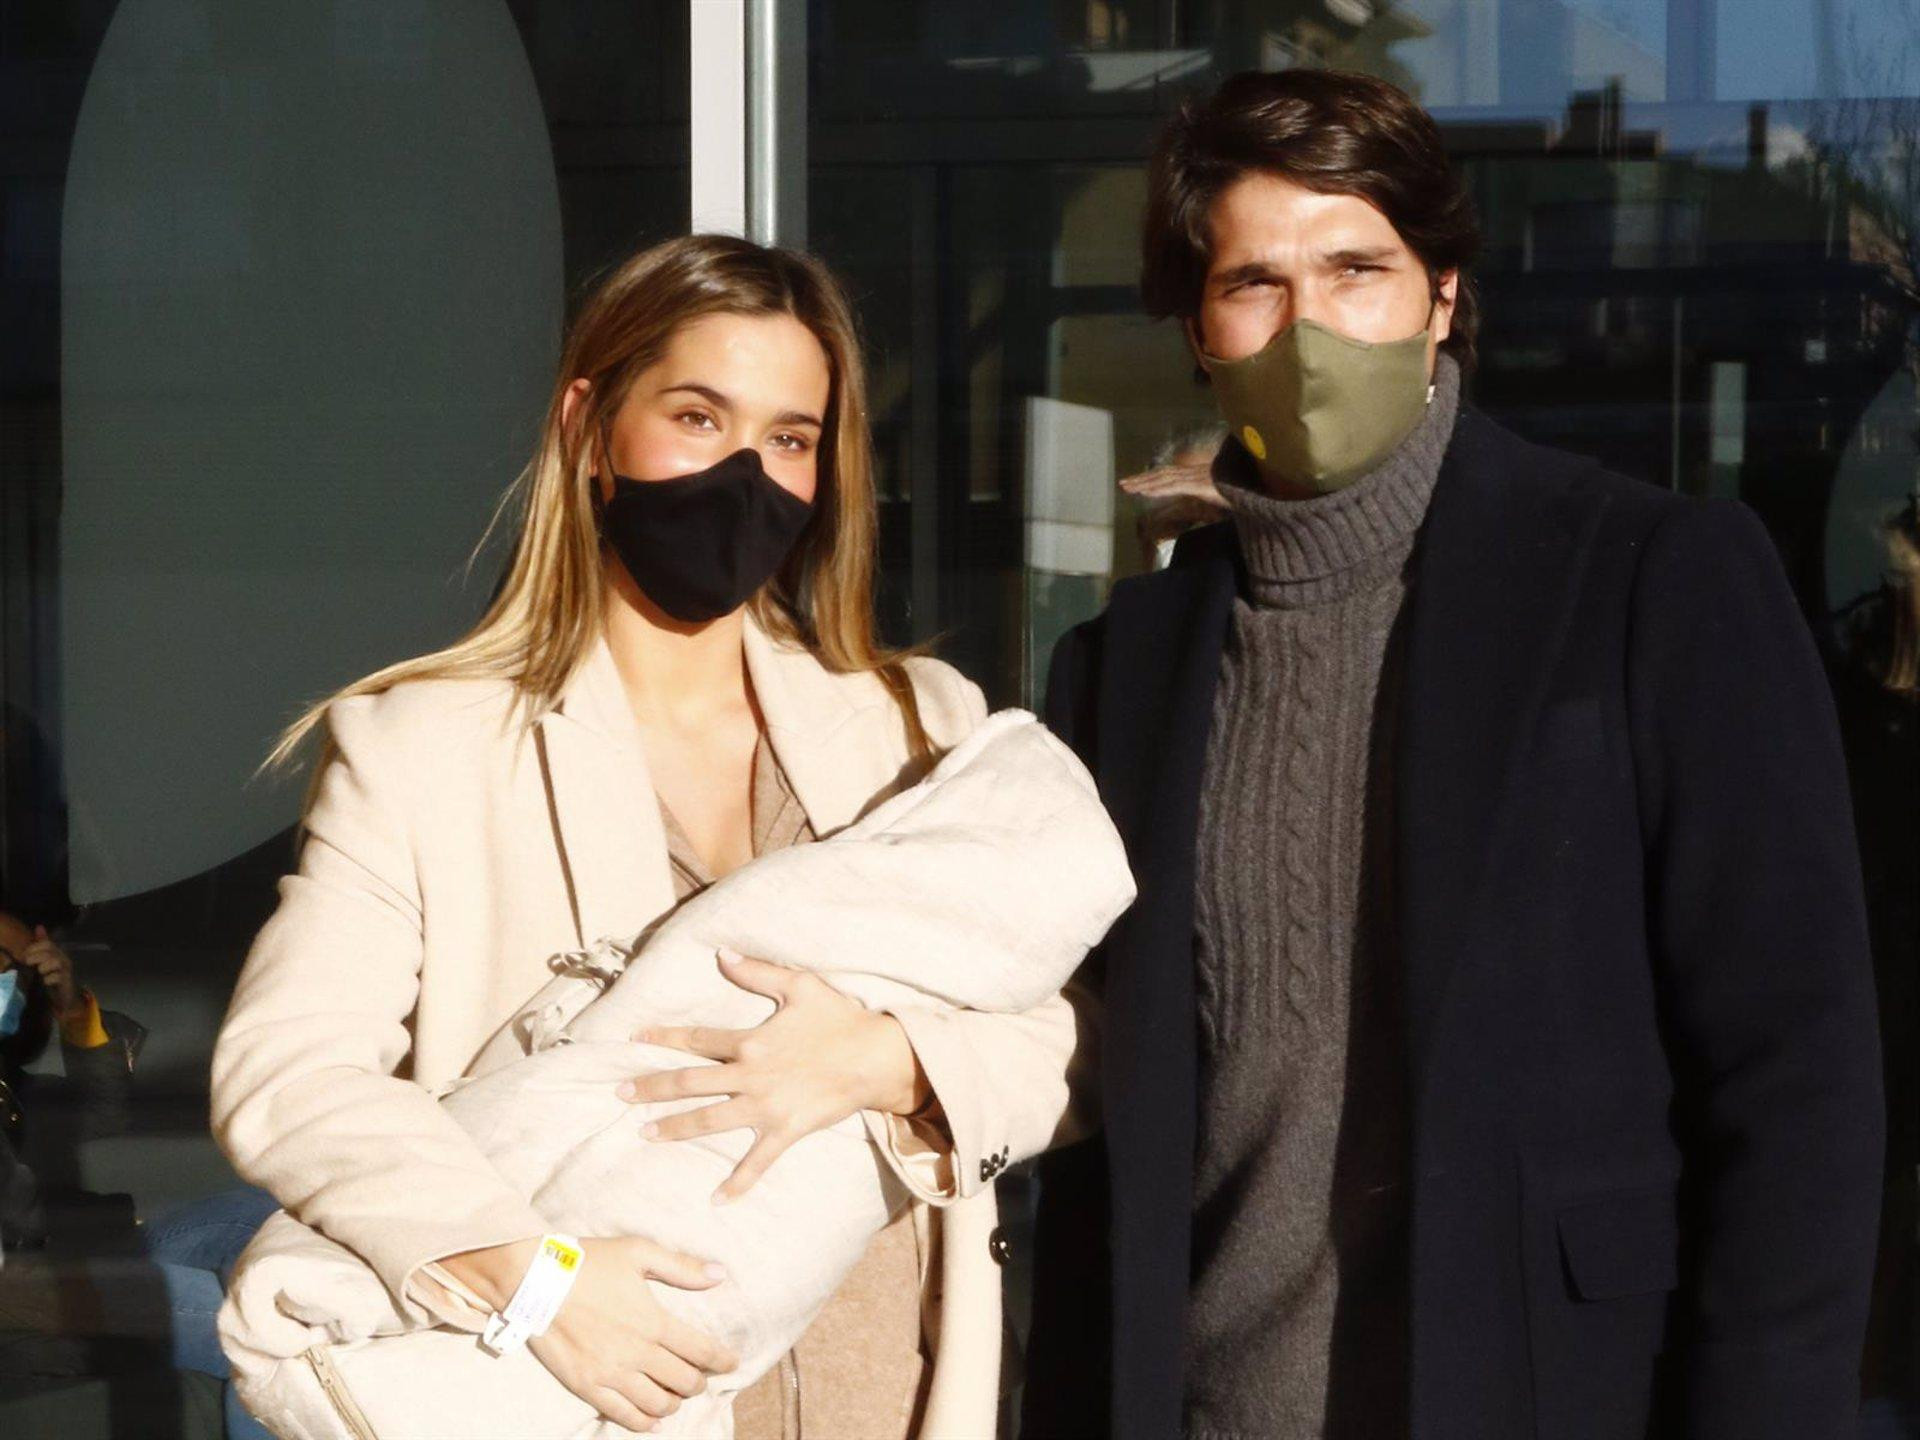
[534,633,676,947]
[535,618,902,949]
[1094,526,1238,1437]
[1397,409,1607,1094]
[744,618,900,836]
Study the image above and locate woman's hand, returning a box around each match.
[618,949,933,1202]
[1118,459,1226,507]
[16,927,82,1017]
[441,1236,737,1433]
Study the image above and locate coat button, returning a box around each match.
[988,1227,1012,1265]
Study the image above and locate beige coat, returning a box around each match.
[211,618,1094,1439]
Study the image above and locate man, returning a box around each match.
[1025,69,1883,1440]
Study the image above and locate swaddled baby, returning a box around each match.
[220,709,1133,1440]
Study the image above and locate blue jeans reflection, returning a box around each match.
[142,1185,279,1440]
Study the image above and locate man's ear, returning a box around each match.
[1184,315,1213,385]
[1432,269,1458,346]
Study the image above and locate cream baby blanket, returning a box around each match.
[218,710,1131,1439]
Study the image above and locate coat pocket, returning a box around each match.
[1519,1135,1683,1440]
[1555,1186,1680,1302]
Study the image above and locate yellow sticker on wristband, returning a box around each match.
[543,1237,581,1272]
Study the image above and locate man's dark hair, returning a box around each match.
[1142,68,1482,371]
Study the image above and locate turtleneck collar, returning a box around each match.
[1216,350,1460,609]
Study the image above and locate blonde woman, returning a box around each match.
[211,236,1087,1438]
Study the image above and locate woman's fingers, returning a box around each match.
[659,1313,739,1376]
[714,1127,794,1205]
[712,948,797,1003]
[615,1372,684,1421]
[1120,463,1224,503]
[642,1346,709,1400]
[634,1240,727,1292]
[17,944,62,974]
[644,1098,753,1143]
[632,1023,743,1059]
[586,1384,659,1433]
[619,1065,736,1106]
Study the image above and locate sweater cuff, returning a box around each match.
[58,991,109,1049]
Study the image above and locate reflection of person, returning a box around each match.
[213,236,1083,1439]
[1830,493,1919,1436]
[1028,68,1884,1440]
[1121,422,1228,569]
[0,909,143,1252]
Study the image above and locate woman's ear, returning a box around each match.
[560,377,591,432]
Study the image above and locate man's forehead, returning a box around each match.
[0,913,28,954]
[1206,176,1403,265]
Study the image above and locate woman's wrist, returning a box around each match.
[443,1238,540,1313]
[867,1012,934,1117]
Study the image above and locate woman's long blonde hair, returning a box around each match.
[266,234,928,783]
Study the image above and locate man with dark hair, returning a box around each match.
[1026,69,1883,1440]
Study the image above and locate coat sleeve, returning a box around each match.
[57,1007,144,1140]
[866,656,1104,1203]
[1627,499,1883,1439]
[1021,619,1117,1438]
[209,694,547,1323]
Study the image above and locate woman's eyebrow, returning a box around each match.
[660,382,733,409]
[662,384,821,428]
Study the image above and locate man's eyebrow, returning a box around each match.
[1210,260,1283,288]
[1320,245,1398,267]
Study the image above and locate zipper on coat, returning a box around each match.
[304,1345,381,1440]
[781,1348,803,1440]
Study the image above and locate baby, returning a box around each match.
[221,710,1132,1439]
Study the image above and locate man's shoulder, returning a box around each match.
[1450,406,1679,532]
[1060,523,1233,653]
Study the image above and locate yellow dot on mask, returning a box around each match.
[1241,424,1267,460]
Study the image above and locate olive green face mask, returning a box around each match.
[1200,310,1436,495]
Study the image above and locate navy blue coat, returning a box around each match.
[1023,407,1883,1440]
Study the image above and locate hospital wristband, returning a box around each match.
[480,1234,585,1357]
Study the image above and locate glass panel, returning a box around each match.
[0,1,685,1427]
[806,2,1918,1429]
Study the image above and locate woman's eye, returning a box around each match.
[770,432,813,453]
[676,410,717,430]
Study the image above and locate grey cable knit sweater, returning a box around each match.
[1183,355,1461,1440]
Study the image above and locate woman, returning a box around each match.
[211,235,1087,1438]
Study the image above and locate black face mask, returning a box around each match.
[599,448,814,624]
